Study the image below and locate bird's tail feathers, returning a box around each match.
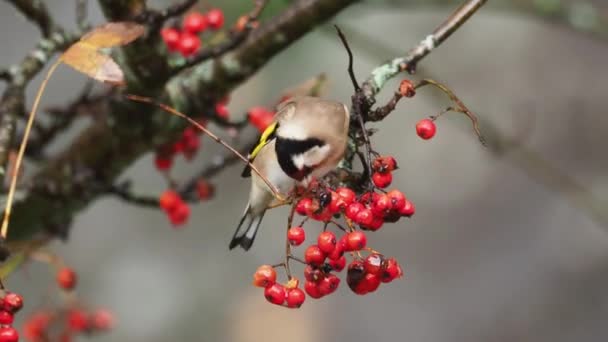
[229,205,266,251]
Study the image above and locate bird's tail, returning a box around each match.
[229,204,266,251]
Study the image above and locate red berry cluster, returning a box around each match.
[23,266,113,341]
[371,155,397,188]
[159,190,190,227]
[253,266,306,308]
[23,308,113,342]
[160,9,225,57]
[347,254,402,295]
[0,292,24,342]
[155,123,205,172]
[253,158,413,307]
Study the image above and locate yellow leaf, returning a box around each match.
[61,43,124,85]
[80,21,145,48]
[59,21,144,85]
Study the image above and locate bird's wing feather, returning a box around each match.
[241,121,278,178]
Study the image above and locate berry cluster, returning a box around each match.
[252,154,414,308]
[161,9,225,57]
[22,266,113,342]
[0,292,24,342]
[159,190,191,227]
[23,308,113,342]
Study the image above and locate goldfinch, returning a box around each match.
[229,96,350,251]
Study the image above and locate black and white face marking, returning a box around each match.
[275,136,328,181]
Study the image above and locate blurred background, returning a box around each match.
[1,0,608,341]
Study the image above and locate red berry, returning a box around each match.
[91,309,114,331]
[159,190,181,212]
[355,208,374,227]
[160,28,180,51]
[206,9,225,29]
[328,191,347,214]
[56,267,77,290]
[286,288,306,308]
[168,203,190,226]
[215,103,229,119]
[327,243,344,261]
[317,231,337,254]
[317,274,340,295]
[23,312,51,341]
[387,189,406,211]
[264,283,286,305]
[399,199,415,217]
[309,208,332,222]
[346,260,367,293]
[381,257,403,283]
[304,245,325,266]
[345,202,364,221]
[287,226,305,246]
[346,231,367,251]
[416,118,436,140]
[0,327,18,342]
[328,256,346,272]
[253,265,277,288]
[196,179,214,200]
[68,309,89,332]
[304,281,323,299]
[248,107,274,132]
[372,172,392,188]
[365,253,384,275]
[178,32,201,57]
[365,216,384,231]
[0,311,13,325]
[399,79,416,97]
[295,198,313,216]
[359,273,381,293]
[372,156,398,173]
[183,12,208,33]
[371,194,391,217]
[2,293,22,313]
[303,265,323,282]
[335,187,356,205]
[154,155,173,171]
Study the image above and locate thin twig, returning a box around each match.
[334,25,360,91]
[75,0,89,31]
[136,0,197,32]
[126,94,284,200]
[1,59,61,240]
[415,78,486,145]
[361,0,488,99]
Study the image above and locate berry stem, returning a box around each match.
[415,79,486,145]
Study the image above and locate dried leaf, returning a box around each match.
[80,22,145,48]
[60,22,144,85]
[61,44,124,85]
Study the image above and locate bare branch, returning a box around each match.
[360,0,488,99]
[334,25,360,92]
[75,0,89,31]
[6,0,57,38]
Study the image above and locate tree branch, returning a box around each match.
[360,0,488,100]
[6,0,356,241]
[6,0,57,38]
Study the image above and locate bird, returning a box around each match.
[229,96,350,251]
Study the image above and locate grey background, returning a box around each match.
[1,1,607,341]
